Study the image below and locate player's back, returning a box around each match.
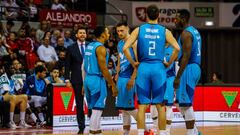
[178,26,202,66]
[117,40,134,78]
[84,41,108,76]
[137,23,166,63]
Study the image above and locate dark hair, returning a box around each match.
[35,65,46,74]
[214,72,222,80]
[94,26,106,38]
[147,5,159,20]
[7,20,14,26]
[116,21,128,28]
[177,9,190,23]
[77,25,87,33]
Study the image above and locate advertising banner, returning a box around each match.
[219,3,240,27]
[39,9,97,28]
[52,85,240,126]
[132,2,189,27]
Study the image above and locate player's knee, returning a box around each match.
[183,106,195,121]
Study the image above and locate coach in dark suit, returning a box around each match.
[65,27,88,135]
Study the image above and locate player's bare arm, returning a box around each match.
[123,27,139,68]
[174,31,192,89]
[165,29,180,67]
[96,46,118,97]
[115,55,120,82]
[126,40,138,90]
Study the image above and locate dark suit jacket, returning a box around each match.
[65,42,88,84]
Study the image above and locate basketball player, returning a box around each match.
[123,5,180,135]
[164,43,177,135]
[115,22,142,135]
[84,26,118,135]
[174,9,202,135]
[149,43,177,135]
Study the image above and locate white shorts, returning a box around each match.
[28,96,47,108]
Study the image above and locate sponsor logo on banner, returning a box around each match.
[39,9,97,28]
[219,3,240,27]
[60,92,72,110]
[222,91,238,108]
[132,2,189,27]
[135,7,147,22]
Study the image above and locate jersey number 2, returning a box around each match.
[149,41,156,56]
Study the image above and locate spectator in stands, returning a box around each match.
[55,37,66,55]
[11,59,25,75]
[211,72,224,84]
[70,24,79,41]
[56,50,66,69]
[36,21,48,43]
[17,27,35,69]
[9,59,41,127]
[51,29,61,47]
[22,65,47,126]
[26,0,38,21]
[6,32,18,54]
[3,0,19,20]
[0,65,31,128]
[64,30,74,48]
[108,59,116,77]
[37,34,58,71]
[45,67,64,85]
[3,20,14,37]
[0,35,9,58]
[29,28,40,52]
[51,0,66,11]
[27,60,46,76]
[20,20,31,37]
[17,28,33,56]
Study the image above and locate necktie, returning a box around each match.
[80,44,85,56]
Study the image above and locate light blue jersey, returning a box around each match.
[165,45,176,77]
[136,23,167,104]
[116,39,135,110]
[178,26,202,65]
[176,26,202,107]
[137,23,166,63]
[84,41,109,110]
[117,40,134,78]
[164,45,176,106]
[84,41,109,76]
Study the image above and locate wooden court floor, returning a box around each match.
[0,124,239,135]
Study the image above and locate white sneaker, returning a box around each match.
[19,120,32,128]
[166,129,170,135]
[9,121,18,129]
[40,121,46,126]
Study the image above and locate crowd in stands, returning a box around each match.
[0,18,118,128]
[0,0,76,21]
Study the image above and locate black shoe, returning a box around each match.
[78,130,84,134]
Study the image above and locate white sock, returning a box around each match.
[159,130,167,135]
[20,112,26,121]
[123,129,130,135]
[150,105,158,130]
[194,124,199,135]
[30,113,37,123]
[123,111,131,127]
[10,112,14,122]
[127,110,137,120]
[138,129,144,135]
[90,109,103,131]
[187,129,194,135]
[38,113,44,122]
